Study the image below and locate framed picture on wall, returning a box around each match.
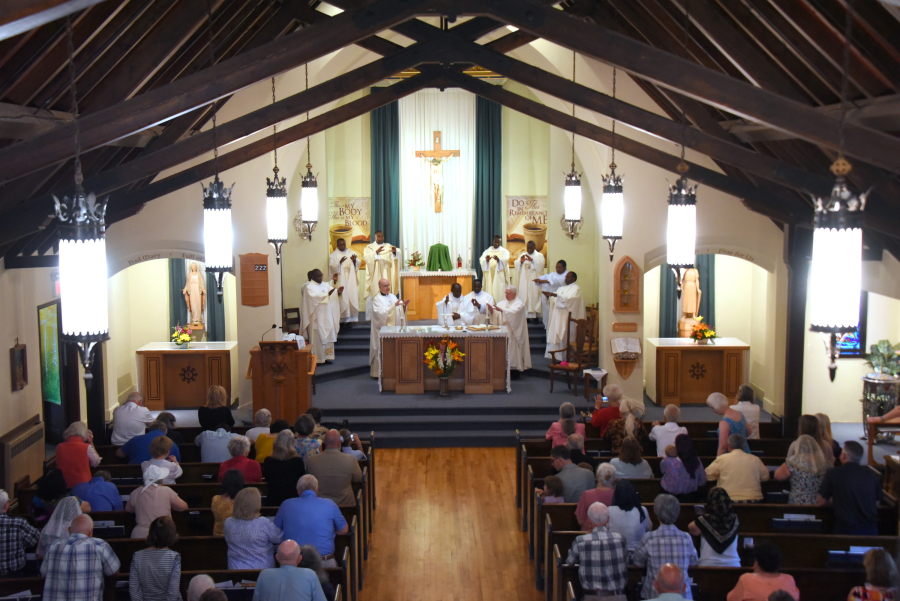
[837,291,868,359]
[9,341,26,391]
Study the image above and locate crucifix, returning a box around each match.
[415,131,460,213]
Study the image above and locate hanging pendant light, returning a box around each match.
[53,17,109,377]
[601,64,624,261]
[266,77,287,264]
[562,51,582,240]
[298,63,319,241]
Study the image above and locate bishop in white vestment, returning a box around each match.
[364,230,399,319]
[329,238,359,323]
[489,285,532,372]
[369,278,409,377]
[544,271,586,358]
[300,269,341,364]
[479,235,510,302]
[463,279,494,326]
[535,260,569,327]
[514,240,546,319]
[436,283,474,326]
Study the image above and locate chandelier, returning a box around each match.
[266,78,287,264]
[601,65,624,261]
[562,51,581,240]
[298,63,319,240]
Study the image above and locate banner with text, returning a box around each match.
[506,195,548,264]
[328,197,371,260]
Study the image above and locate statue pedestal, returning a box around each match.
[678,316,699,338]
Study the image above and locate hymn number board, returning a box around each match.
[239,253,269,307]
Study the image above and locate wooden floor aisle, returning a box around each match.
[364,447,543,601]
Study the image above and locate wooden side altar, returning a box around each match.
[645,337,749,406]
[248,341,315,425]
[136,342,237,411]
[400,269,475,320]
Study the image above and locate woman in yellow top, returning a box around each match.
[211,469,244,537]
[253,419,290,463]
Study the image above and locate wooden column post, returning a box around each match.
[782,224,813,438]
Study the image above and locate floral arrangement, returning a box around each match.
[866,339,900,376]
[690,316,716,341]
[407,251,424,268]
[172,324,194,346]
[424,336,465,377]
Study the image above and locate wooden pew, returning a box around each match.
[95,459,368,484]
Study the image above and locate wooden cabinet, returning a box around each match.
[613,255,640,313]
[136,342,236,410]
[645,338,749,406]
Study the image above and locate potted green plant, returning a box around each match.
[865,339,900,377]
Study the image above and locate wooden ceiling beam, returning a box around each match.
[0,0,105,43]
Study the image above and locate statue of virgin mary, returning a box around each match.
[183,262,206,326]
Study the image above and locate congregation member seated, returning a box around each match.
[212,469,244,537]
[129,516,181,601]
[294,414,322,467]
[111,391,154,446]
[274,475,349,568]
[187,574,216,601]
[37,497,83,558]
[796,414,834,467]
[818,440,882,535]
[591,384,623,436]
[117,420,182,465]
[224,488,283,569]
[549,445,594,503]
[253,540,327,601]
[546,402,585,446]
[773,434,828,504]
[246,408,272,443]
[610,435,653,479]
[306,407,328,442]
[306,429,363,507]
[56,421,101,487]
[705,434,769,502]
[607,479,651,552]
[768,592,796,601]
[255,419,291,463]
[661,435,707,502]
[565,502,628,598]
[650,405,689,457]
[633,494,698,600]
[299,544,336,601]
[566,434,592,467]
[140,436,182,484]
[262,430,307,506]
[605,398,644,455]
[200,591,227,601]
[195,424,238,464]
[0,488,40,573]
[537,475,565,504]
[707,392,751,454]
[40,514,121,601]
[688,487,741,567]
[576,463,619,531]
[155,412,184,445]
[848,549,898,601]
[654,563,692,601]
[198,385,235,432]
[726,540,799,601]
[126,465,188,539]
[815,413,841,463]
[732,385,761,440]
[339,429,367,460]
[218,435,262,483]
[32,469,89,526]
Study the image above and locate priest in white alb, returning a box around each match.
[329,238,359,324]
[534,259,569,327]
[436,283,474,326]
[489,285,531,374]
[369,278,409,377]
[364,230,399,319]
[300,269,341,364]
[515,240,546,321]
[544,271,586,358]
[463,279,494,325]
[479,235,510,302]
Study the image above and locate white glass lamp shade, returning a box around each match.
[564,181,582,222]
[266,195,288,243]
[809,225,862,331]
[601,190,624,239]
[58,237,109,338]
[300,185,318,223]
[666,202,696,267]
[203,207,233,270]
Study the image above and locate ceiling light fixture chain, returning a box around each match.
[206,0,220,178]
[272,76,278,174]
[601,4,625,262]
[65,17,83,188]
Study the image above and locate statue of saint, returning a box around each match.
[183,262,206,327]
[681,268,701,317]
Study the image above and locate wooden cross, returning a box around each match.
[415,131,460,213]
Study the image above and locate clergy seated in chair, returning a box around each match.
[436,283,475,327]
[464,279,494,325]
[426,242,453,271]
[547,315,591,396]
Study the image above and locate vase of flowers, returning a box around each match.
[690,316,716,344]
[424,336,465,396]
[407,251,424,272]
[172,324,194,349]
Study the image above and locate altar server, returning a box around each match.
[544,271,586,358]
[479,235,510,302]
[464,279,494,326]
[364,231,399,319]
[515,240,546,320]
[534,260,569,327]
[300,269,341,364]
[370,278,409,377]
[489,285,531,373]
[436,283,474,326]
[329,238,359,324]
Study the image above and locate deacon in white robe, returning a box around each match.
[514,240,546,320]
[479,235,511,302]
[463,279,494,326]
[364,230,399,320]
[544,271,586,359]
[300,269,341,364]
[489,285,532,373]
[369,278,409,377]
[329,238,359,323]
[534,260,569,327]
[436,283,475,327]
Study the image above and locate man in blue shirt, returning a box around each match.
[115,420,181,464]
[252,540,326,601]
[71,471,123,512]
[274,475,348,567]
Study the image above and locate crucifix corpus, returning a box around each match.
[415,131,460,213]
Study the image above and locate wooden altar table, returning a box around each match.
[645,337,749,406]
[378,325,509,394]
[136,342,238,410]
[399,269,475,320]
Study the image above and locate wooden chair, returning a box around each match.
[547,317,591,396]
[283,307,301,335]
[580,304,600,363]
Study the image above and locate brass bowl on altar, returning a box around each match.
[455,326,464,330]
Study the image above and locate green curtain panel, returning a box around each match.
[168,259,186,330]
[659,254,717,337]
[370,91,400,246]
[206,273,226,342]
[696,253,716,328]
[473,96,502,280]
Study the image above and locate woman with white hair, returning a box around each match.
[217,436,262,483]
[773,434,829,504]
[488,284,531,374]
[126,464,188,538]
[575,463,619,531]
[245,409,272,443]
[707,392,751,455]
[605,398,645,455]
[546,402,586,446]
[55,421,101,487]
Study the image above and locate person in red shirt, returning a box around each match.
[218,436,262,483]
[56,421,101,487]
[591,384,622,436]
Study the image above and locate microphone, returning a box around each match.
[261,324,278,341]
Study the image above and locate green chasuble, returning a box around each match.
[426,243,453,271]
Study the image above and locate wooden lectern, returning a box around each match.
[248,341,315,425]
